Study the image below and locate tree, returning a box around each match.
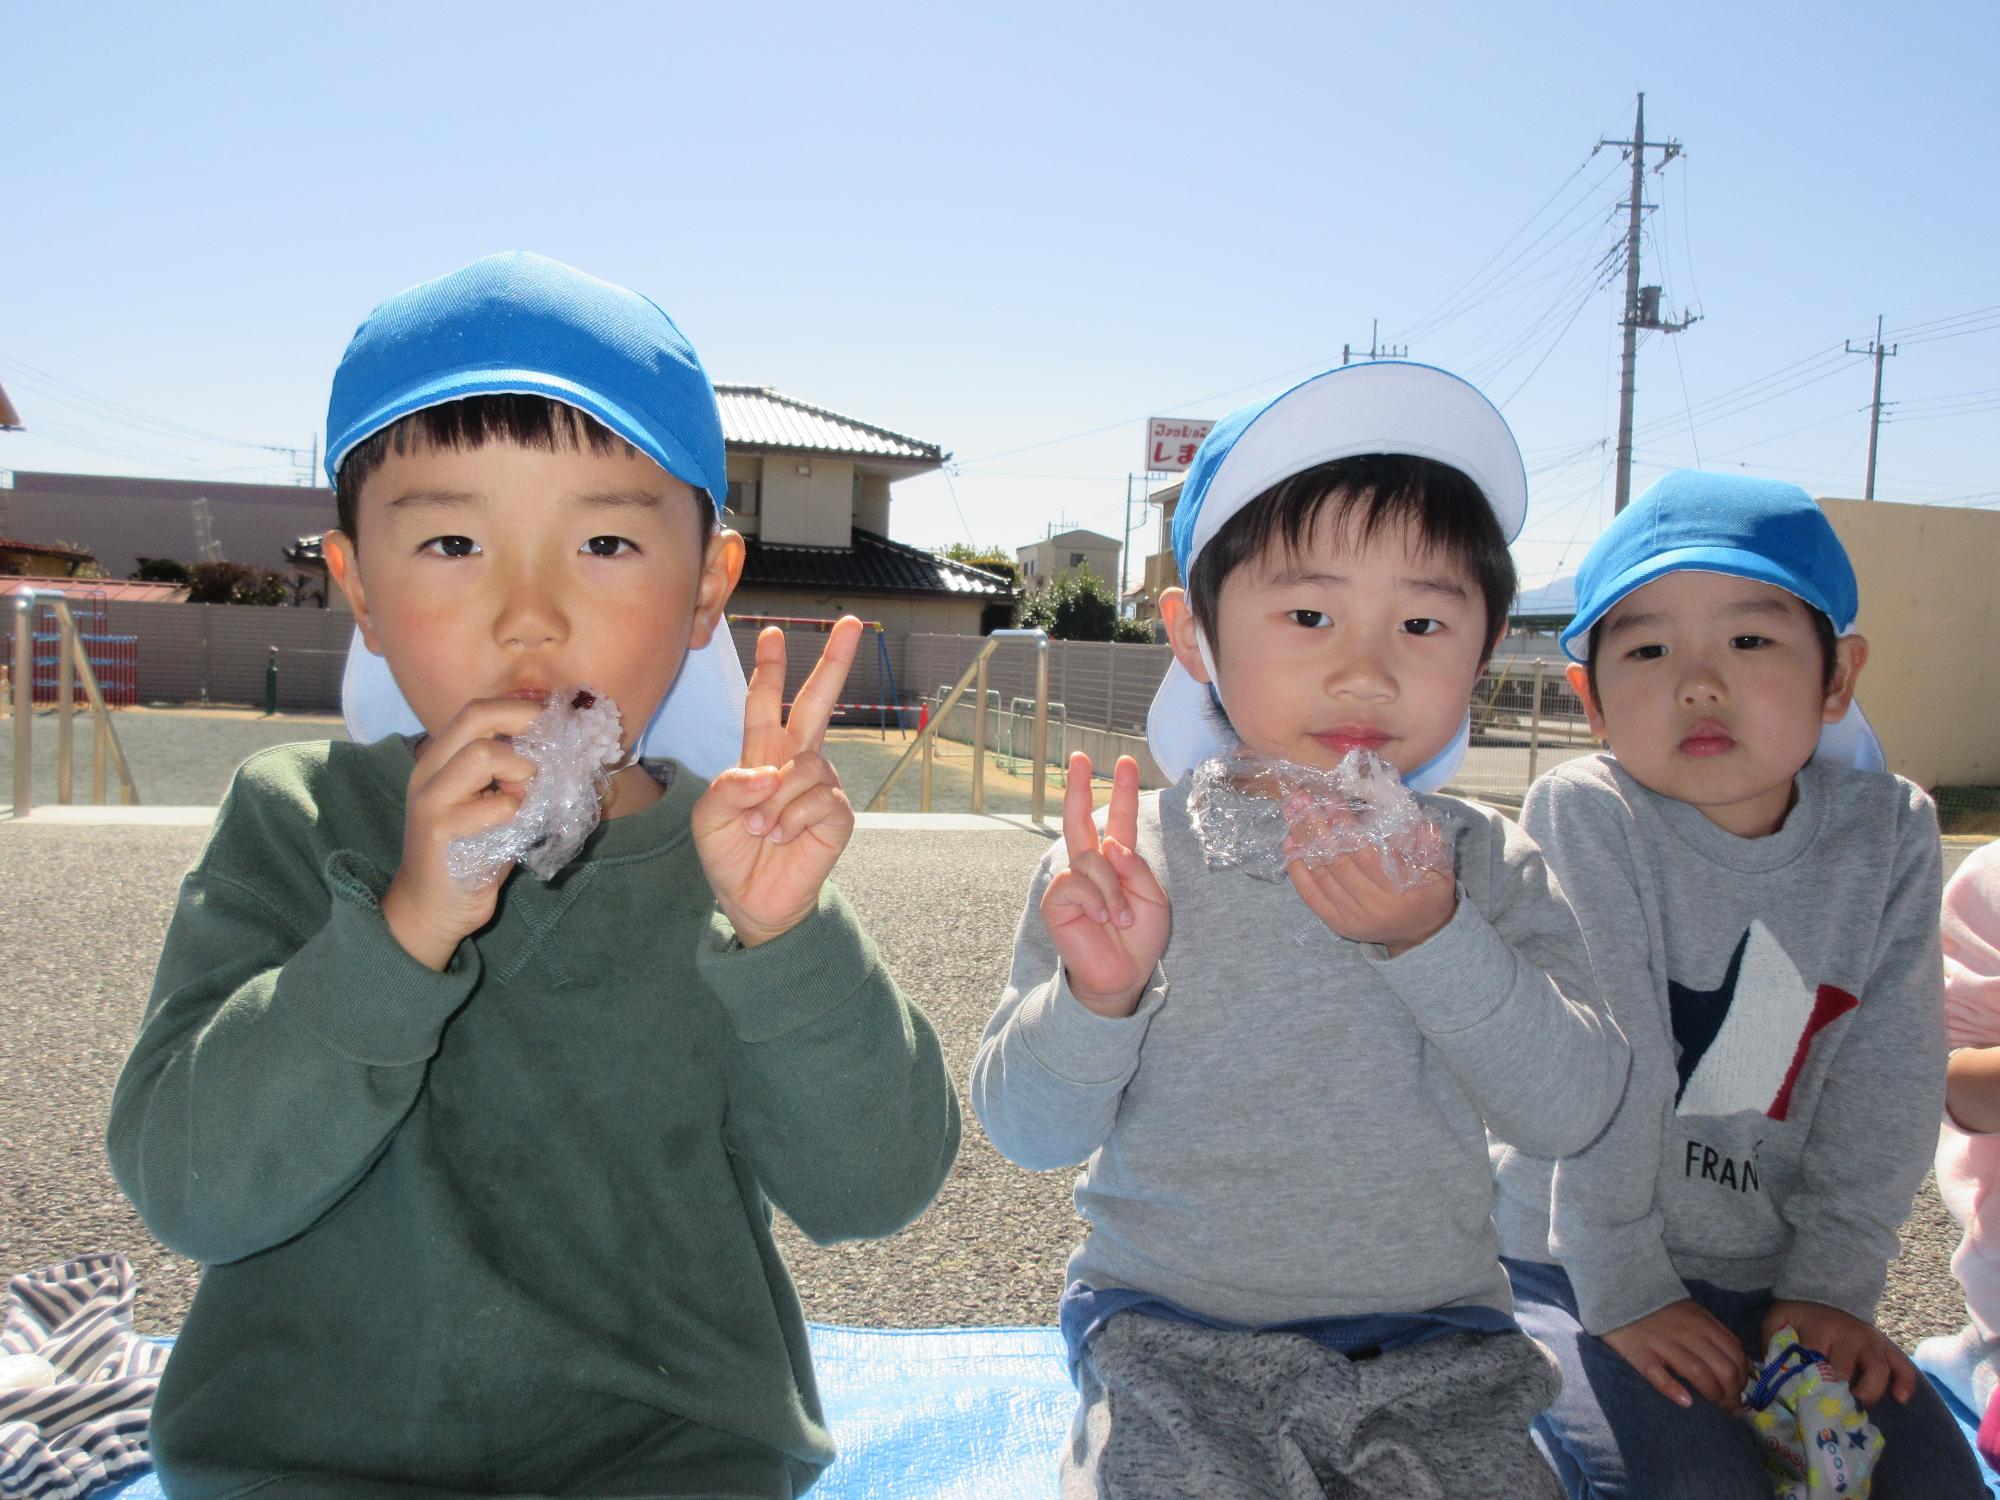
[187,560,288,606]
[131,557,193,584]
[939,542,1024,593]
[1019,565,1122,641]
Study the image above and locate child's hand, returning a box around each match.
[1283,809,1456,955]
[1762,1299,1918,1407]
[1602,1299,1752,1411]
[382,698,543,970]
[693,619,859,947]
[1040,753,1168,1018]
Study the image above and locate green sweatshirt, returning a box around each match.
[107,737,961,1499]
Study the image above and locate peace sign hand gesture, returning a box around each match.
[693,617,861,947]
[1039,753,1170,1018]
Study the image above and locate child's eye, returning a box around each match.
[420,535,480,559]
[1287,609,1331,629]
[1624,643,1667,661]
[1402,618,1445,637]
[582,535,638,558]
[1729,634,1771,650]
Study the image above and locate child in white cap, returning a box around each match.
[971,361,1629,1498]
[1493,469,1984,1495]
[106,253,960,1498]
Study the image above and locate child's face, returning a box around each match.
[325,436,739,746]
[1574,571,1864,837]
[1172,508,1494,776]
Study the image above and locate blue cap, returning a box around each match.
[1560,470,1859,663]
[324,251,727,509]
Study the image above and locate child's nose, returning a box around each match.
[1325,640,1395,699]
[493,568,569,650]
[1677,665,1724,705]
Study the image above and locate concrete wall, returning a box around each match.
[759,458,854,547]
[1821,497,2000,789]
[2,472,335,580]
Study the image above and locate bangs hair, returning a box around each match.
[333,394,709,540]
[1186,454,1517,662]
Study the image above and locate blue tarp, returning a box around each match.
[100,1324,1074,1499]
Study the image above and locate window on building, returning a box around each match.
[726,479,760,518]
[1070,552,1087,569]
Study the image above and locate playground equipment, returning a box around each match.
[9,592,141,813]
[1000,695,1066,776]
[727,615,910,734]
[868,629,1051,822]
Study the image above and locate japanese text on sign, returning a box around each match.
[1146,417,1216,473]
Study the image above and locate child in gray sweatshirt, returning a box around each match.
[972,362,1629,1499]
[1494,469,1985,1497]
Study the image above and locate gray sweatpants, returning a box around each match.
[1061,1314,1564,1500]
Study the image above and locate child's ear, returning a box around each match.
[1565,661,1609,742]
[1822,634,1869,723]
[687,527,746,650]
[323,531,382,654]
[1159,587,1210,684]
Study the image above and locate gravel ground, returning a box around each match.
[0,710,1984,1350]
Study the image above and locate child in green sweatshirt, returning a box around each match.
[106,252,960,1499]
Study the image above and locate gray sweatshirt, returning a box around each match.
[971,781,1628,1328]
[1495,754,1946,1336]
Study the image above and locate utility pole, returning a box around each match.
[1844,314,1897,499]
[1603,92,1697,512]
[1342,319,1408,366]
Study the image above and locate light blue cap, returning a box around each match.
[324,251,727,509]
[1560,470,1858,662]
[1562,469,1882,772]
[1147,361,1528,790]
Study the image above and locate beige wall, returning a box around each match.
[1019,535,1120,591]
[726,585,987,641]
[855,472,892,536]
[1820,497,2000,789]
[760,457,855,547]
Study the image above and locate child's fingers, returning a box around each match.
[1885,1341,1918,1404]
[765,779,852,848]
[1071,848,1135,928]
[411,699,543,795]
[1062,752,1098,859]
[737,753,839,839]
[1676,1330,1749,1410]
[1102,838,1166,908]
[421,735,538,812]
[1635,1355,1697,1409]
[739,627,789,762]
[690,765,783,838]
[782,616,862,752]
[1105,756,1141,850]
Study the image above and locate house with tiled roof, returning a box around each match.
[712,385,1011,635]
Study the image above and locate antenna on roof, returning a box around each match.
[192,498,224,562]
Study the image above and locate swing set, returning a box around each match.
[725,615,913,735]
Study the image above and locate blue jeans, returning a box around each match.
[1504,1257,1988,1500]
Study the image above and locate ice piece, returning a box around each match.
[446,688,626,889]
[1185,748,1452,891]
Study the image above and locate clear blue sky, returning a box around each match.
[5,1,1996,591]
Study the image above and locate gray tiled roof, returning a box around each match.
[715,386,943,464]
[742,529,1010,597]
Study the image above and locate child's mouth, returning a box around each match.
[1312,728,1390,756]
[1679,721,1737,756]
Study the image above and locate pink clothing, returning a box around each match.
[1938,841,2000,1340]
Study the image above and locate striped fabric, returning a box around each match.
[0,1255,168,1500]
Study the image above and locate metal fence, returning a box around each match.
[32,607,1612,803]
